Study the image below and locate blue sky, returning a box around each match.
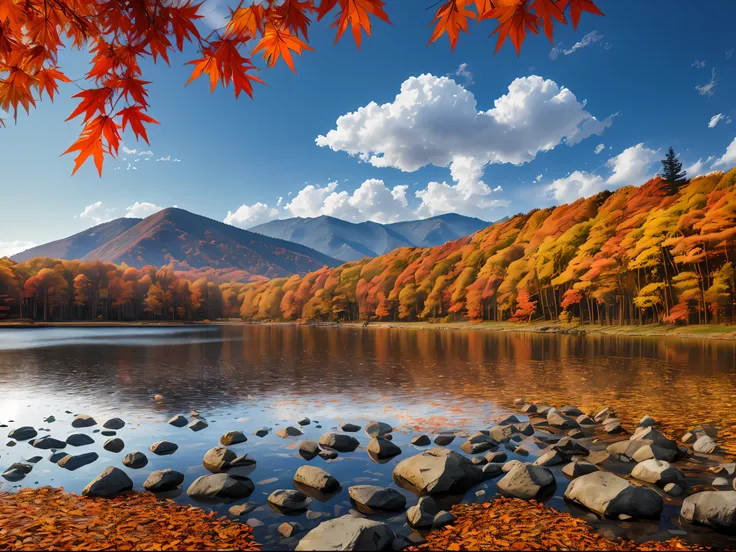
[2,0,736,256]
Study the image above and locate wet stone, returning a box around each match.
[104,438,125,453]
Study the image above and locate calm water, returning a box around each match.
[0,325,735,548]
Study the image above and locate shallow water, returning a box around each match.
[0,325,735,549]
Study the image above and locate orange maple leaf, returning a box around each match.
[36,67,72,101]
[118,105,159,144]
[429,0,476,51]
[331,0,391,49]
[276,0,313,39]
[65,87,113,122]
[252,23,314,72]
[531,0,566,42]
[226,4,265,38]
[488,0,539,55]
[169,1,202,51]
[560,0,604,29]
[186,50,221,92]
[62,115,120,176]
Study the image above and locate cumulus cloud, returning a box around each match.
[696,68,717,96]
[224,203,280,229]
[713,137,736,168]
[126,202,164,219]
[685,156,716,177]
[594,144,606,154]
[0,240,36,258]
[708,113,732,128]
[546,171,606,204]
[77,201,116,224]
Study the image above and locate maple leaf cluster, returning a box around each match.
[0,0,602,175]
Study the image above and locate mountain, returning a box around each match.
[250,214,490,261]
[13,208,338,278]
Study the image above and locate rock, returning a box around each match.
[482,463,503,478]
[630,427,678,452]
[188,419,208,432]
[220,431,247,446]
[535,405,554,415]
[279,521,303,538]
[631,444,677,463]
[72,415,97,428]
[101,430,116,437]
[693,435,719,454]
[715,463,736,476]
[202,445,254,473]
[229,502,258,516]
[681,426,718,444]
[513,398,524,405]
[631,460,684,488]
[319,433,359,453]
[564,471,663,519]
[393,448,482,495]
[295,516,394,551]
[294,465,340,492]
[30,436,67,450]
[586,451,610,465]
[568,429,585,439]
[533,450,564,467]
[664,483,684,496]
[411,435,431,447]
[593,408,613,423]
[144,469,185,492]
[471,456,487,466]
[553,437,589,458]
[561,406,584,417]
[604,420,625,434]
[298,418,311,426]
[498,415,521,425]
[680,491,736,529]
[502,460,523,473]
[488,426,517,443]
[8,426,37,441]
[521,404,537,414]
[713,477,729,486]
[254,427,270,437]
[66,433,95,447]
[6,440,15,447]
[485,451,508,463]
[341,423,361,432]
[433,434,455,446]
[461,437,495,455]
[122,451,148,469]
[103,438,125,453]
[432,511,456,529]
[497,463,555,500]
[319,450,338,460]
[247,518,264,528]
[269,489,310,511]
[49,452,70,464]
[58,452,98,471]
[562,461,599,478]
[367,438,402,460]
[277,426,303,438]
[576,415,595,426]
[2,463,33,481]
[83,467,134,498]
[638,416,656,428]
[517,423,534,436]
[186,473,255,499]
[102,418,125,430]
[168,415,188,427]
[547,411,579,430]
[299,440,321,460]
[349,485,406,511]
[150,441,178,455]
[44,416,55,423]
[406,496,438,528]
[365,421,393,438]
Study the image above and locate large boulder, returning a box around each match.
[365,421,393,438]
[496,463,555,500]
[150,441,178,455]
[82,467,133,498]
[319,433,359,453]
[58,452,99,471]
[681,491,736,529]
[295,516,394,551]
[631,459,683,487]
[268,489,310,512]
[66,433,95,447]
[186,473,254,500]
[392,447,482,495]
[294,465,340,493]
[564,471,663,519]
[220,431,247,446]
[123,451,148,469]
[366,438,402,460]
[348,485,406,511]
[144,469,185,492]
[8,426,37,441]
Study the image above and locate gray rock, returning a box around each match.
[547,411,579,430]
[630,427,678,452]
[103,438,124,453]
[367,438,402,460]
[168,415,188,427]
[319,450,338,460]
[564,471,663,519]
[681,426,718,444]
[66,433,95,447]
[485,451,507,463]
[298,417,311,426]
[341,423,361,432]
[680,491,736,529]
[432,511,456,529]
[638,416,656,428]
[294,465,340,492]
[553,437,589,458]
[101,430,116,437]
[433,434,455,446]
[30,436,67,450]
[102,418,125,430]
[576,415,595,426]
[5,441,15,447]
[220,431,247,446]
[319,433,359,453]
[229,502,258,516]
[502,460,523,473]
[348,485,406,511]
[365,421,393,438]
[693,435,719,454]
[83,467,133,498]
[277,426,303,438]
[299,440,321,460]
[488,425,517,443]
[482,463,503,478]
[568,429,585,439]
[186,473,255,499]
[411,435,431,447]
[269,489,310,511]
[393,447,482,495]
[533,450,564,467]
[2,463,33,481]
[122,451,148,469]
[150,441,178,455]
[562,461,599,478]
[72,415,97,428]
[247,518,264,528]
[664,482,684,496]
[58,452,98,471]
[471,456,487,466]
[295,516,395,551]
[8,426,37,441]
[498,415,521,425]
[406,496,437,528]
[560,406,584,417]
[631,444,677,463]
[144,469,185,492]
[521,404,537,414]
[604,420,625,434]
[203,445,254,473]
[497,463,555,500]
[254,427,270,437]
[49,452,70,464]
[586,451,611,465]
[517,423,534,436]
[188,419,208,432]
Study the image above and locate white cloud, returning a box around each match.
[122,146,137,155]
[224,203,280,229]
[77,201,116,224]
[0,240,36,258]
[594,144,605,154]
[138,150,153,157]
[276,196,283,207]
[199,0,228,28]
[126,202,164,219]
[550,31,603,60]
[727,50,734,60]
[708,113,732,128]
[696,68,717,96]
[546,171,606,204]
[713,137,736,168]
[156,156,181,162]
[691,60,706,69]
[454,63,473,86]
[685,156,716,177]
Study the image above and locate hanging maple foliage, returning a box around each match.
[0,0,603,175]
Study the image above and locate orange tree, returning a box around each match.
[0,0,603,175]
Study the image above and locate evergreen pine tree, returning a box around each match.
[659,147,687,183]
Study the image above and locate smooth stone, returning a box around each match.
[367,438,402,460]
[553,437,589,458]
[521,404,537,414]
[30,436,67,450]
[2,463,33,481]
[497,463,555,499]
[586,451,610,465]
[562,461,599,479]
[488,426,517,443]
[485,451,508,463]
[461,440,494,455]
[433,434,455,446]
[295,516,394,551]
[8,426,37,441]
[26,456,42,464]
[188,419,209,432]
[203,445,254,473]
[144,469,185,492]
[341,423,361,432]
[471,456,487,466]
[66,433,95,447]
[560,406,584,417]
[49,452,70,464]
[411,435,431,447]
[664,482,684,496]
[294,465,340,493]
[122,451,148,469]
[577,415,595,426]
[72,415,97,428]
[564,471,663,519]
[638,416,657,428]
[229,502,258,516]
[268,489,310,511]
[83,467,133,498]
[631,459,683,487]
[365,421,393,438]
[631,444,677,463]
[630,427,678,452]
[58,452,98,471]
[568,429,585,439]
[498,415,521,425]
[680,491,736,529]
[604,420,625,434]
[101,430,116,437]
[254,427,270,437]
[278,521,303,538]
[247,518,264,528]
[102,418,125,430]
[432,510,456,529]
[406,496,438,528]
[6,440,16,446]
[186,473,255,499]
[693,435,719,454]
[277,426,303,438]
[319,433,359,453]
[299,440,320,460]
[150,441,178,455]
[517,423,534,436]
[534,450,564,467]
[547,411,579,430]
[298,418,311,426]
[168,415,188,427]
[482,463,503,478]
[104,438,125,453]
[220,431,247,446]
[348,485,406,511]
[392,448,482,495]
[502,460,523,473]
[319,450,338,460]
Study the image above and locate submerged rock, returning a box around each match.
[268,489,310,512]
[348,485,406,511]
[295,516,394,552]
[294,465,340,493]
[186,473,254,500]
[144,469,185,493]
[564,471,663,519]
[319,433,359,453]
[83,467,133,498]
[393,447,482,495]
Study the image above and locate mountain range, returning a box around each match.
[250,213,490,261]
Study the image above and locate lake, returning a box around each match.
[1,325,735,549]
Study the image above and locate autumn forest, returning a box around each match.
[2,168,735,327]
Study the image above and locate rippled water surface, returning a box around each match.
[1,325,735,548]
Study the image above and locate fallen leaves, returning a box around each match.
[0,487,260,551]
